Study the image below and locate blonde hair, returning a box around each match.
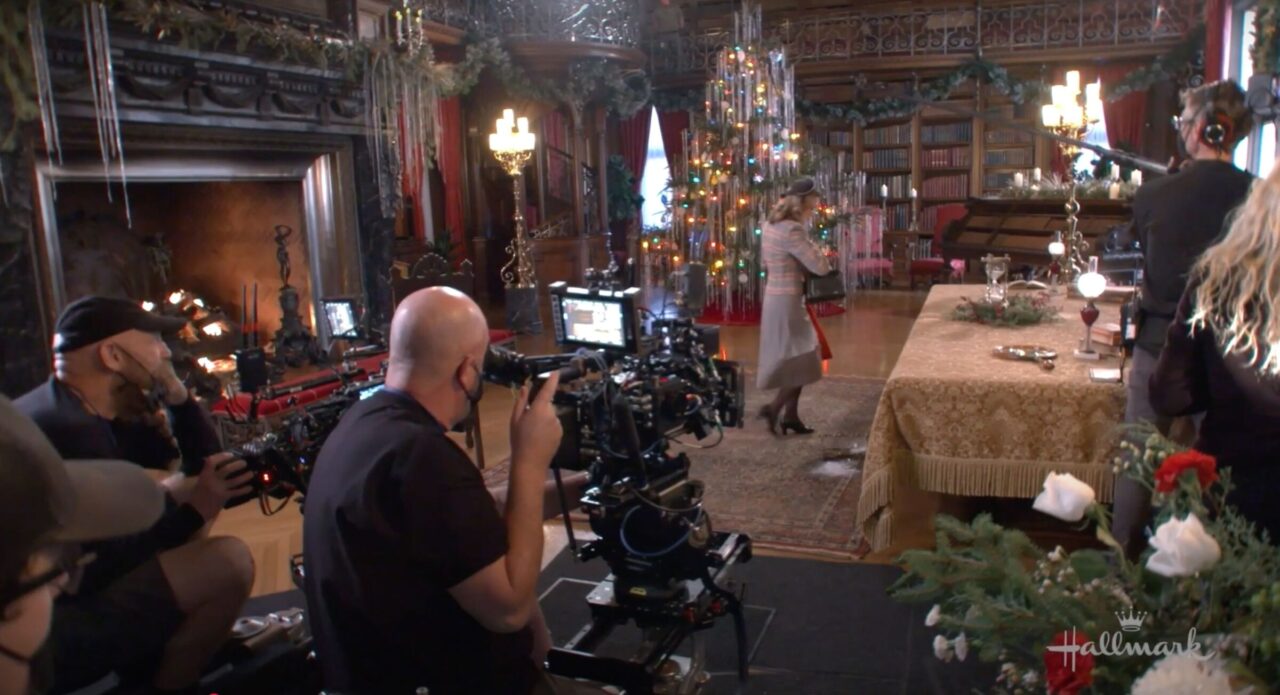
[767,194,809,224]
[1188,166,1276,373]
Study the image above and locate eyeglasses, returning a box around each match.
[0,548,95,609]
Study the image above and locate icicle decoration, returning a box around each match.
[29,0,63,169]
[364,41,441,221]
[671,2,799,315]
[83,1,131,226]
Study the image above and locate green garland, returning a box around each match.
[1105,24,1205,100]
[1256,0,1280,76]
[950,293,1060,327]
[2,0,649,154]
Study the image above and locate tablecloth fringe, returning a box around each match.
[914,455,1115,502]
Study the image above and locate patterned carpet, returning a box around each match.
[482,375,885,560]
[675,374,883,559]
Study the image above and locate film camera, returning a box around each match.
[484,283,752,693]
[224,376,383,509]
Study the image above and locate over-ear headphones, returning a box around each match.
[1200,109,1234,149]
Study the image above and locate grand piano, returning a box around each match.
[941,197,1140,281]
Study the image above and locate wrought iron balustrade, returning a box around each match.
[648,0,1200,75]
[419,0,642,47]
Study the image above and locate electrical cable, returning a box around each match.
[618,505,701,558]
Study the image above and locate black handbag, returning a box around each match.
[804,271,846,304]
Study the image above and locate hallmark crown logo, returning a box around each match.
[1115,609,1148,632]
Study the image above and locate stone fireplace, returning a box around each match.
[33,133,362,359]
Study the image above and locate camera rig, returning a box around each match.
[484,284,752,694]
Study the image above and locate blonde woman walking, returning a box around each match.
[757,177,831,435]
[1151,165,1279,540]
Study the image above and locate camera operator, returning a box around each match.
[304,287,569,694]
[1,395,165,695]
[1112,81,1255,557]
[14,296,255,693]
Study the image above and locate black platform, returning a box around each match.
[231,549,994,694]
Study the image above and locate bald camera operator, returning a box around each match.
[304,287,577,694]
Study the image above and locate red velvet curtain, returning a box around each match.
[1099,63,1147,151]
[1204,0,1228,83]
[437,96,466,257]
[618,109,652,192]
[657,110,690,173]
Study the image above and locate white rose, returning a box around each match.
[925,604,942,627]
[933,634,952,661]
[1023,670,1038,686]
[1146,514,1222,578]
[1133,653,1236,695]
[953,632,969,662]
[1032,472,1097,522]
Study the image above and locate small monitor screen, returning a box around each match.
[322,299,359,339]
[559,296,626,348]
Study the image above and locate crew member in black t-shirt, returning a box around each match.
[303,286,567,694]
[15,296,255,694]
[1112,80,1255,556]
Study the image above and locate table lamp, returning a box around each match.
[1074,256,1106,360]
[1047,231,1065,292]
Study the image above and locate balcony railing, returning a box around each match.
[420,0,642,47]
[648,0,1201,75]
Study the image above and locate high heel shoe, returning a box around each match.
[780,419,815,435]
[758,404,780,435]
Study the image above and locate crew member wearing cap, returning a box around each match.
[14,296,255,694]
[0,395,165,695]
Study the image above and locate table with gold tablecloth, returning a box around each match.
[857,284,1127,552]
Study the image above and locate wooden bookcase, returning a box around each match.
[803,81,1051,233]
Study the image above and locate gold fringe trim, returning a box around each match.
[913,454,1114,503]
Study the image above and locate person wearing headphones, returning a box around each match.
[1,394,165,695]
[1112,80,1256,557]
[14,296,255,694]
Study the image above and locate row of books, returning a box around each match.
[986,129,1033,145]
[885,203,913,230]
[863,149,911,170]
[984,171,1018,189]
[922,147,971,168]
[921,174,969,199]
[868,174,913,199]
[864,123,912,146]
[808,130,852,147]
[984,149,1034,166]
[921,122,972,144]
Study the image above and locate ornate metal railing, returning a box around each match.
[420,0,642,47]
[649,0,1201,75]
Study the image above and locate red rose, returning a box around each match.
[1043,629,1094,695]
[1154,450,1219,493]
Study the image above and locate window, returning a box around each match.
[638,107,672,229]
[1074,81,1111,178]
[1227,4,1278,175]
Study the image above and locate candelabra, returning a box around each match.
[1041,71,1102,286]
[1074,256,1107,360]
[490,109,541,333]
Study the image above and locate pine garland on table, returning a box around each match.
[950,293,1060,327]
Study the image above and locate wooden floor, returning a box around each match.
[211,289,943,596]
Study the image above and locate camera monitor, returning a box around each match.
[321,298,360,339]
[548,282,642,353]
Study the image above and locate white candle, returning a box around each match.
[1066,70,1081,95]
[880,184,889,198]
[1108,182,1121,199]
[516,117,529,134]
[1130,170,1143,187]
[1033,167,1042,183]
[910,187,917,199]
[1013,172,1025,188]
[1110,162,1121,181]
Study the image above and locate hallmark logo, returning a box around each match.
[1114,609,1148,633]
[1045,612,1215,672]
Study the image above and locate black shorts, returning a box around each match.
[48,557,186,693]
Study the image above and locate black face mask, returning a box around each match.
[450,362,484,432]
